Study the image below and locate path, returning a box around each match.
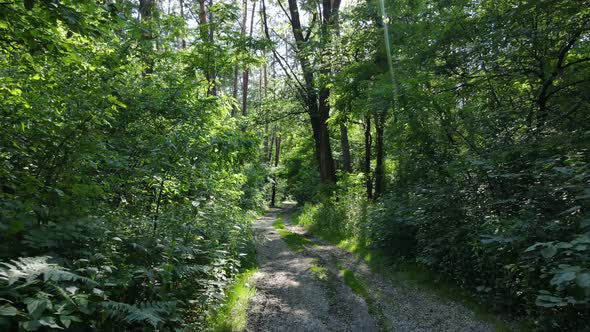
[246,205,495,332]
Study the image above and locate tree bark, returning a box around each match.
[199,0,216,95]
[271,135,281,207]
[286,0,338,184]
[242,1,256,116]
[364,115,373,199]
[139,0,155,74]
[374,112,385,199]
[267,130,276,163]
[232,65,239,116]
[179,0,186,48]
[340,123,352,172]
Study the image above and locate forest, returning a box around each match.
[0,0,588,331]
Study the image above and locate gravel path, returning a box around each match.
[246,205,495,332]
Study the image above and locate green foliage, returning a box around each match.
[281,138,321,203]
[0,0,267,330]
[279,0,590,329]
[101,301,177,328]
[0,256,100,331]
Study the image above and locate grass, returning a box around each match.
[309,260,328,282]
[210,268,257,332]
[273,217,312,252]
[339,266,369,298]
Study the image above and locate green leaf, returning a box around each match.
[535,294,566,308]
[39,316,62,329]
[525,242,545,252]
[25,298,47,319]
[60,315,72,328]
[0,304,18,316]
[540,245,557,258]
[550,271,576,286]
[21,320,41,331]
[575,272,590,288]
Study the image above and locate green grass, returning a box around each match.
[210,269,257,332]
[273,217,312,252]
[310,261,328,282]
[339,267,369,298]
[273,219,286,229]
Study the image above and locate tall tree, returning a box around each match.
[270,133,281,206]
[199,0,217,95]
[242,0,256,116]
[284,0,340,184]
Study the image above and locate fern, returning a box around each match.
[101,300,176,328]
[44,269,97,287]
[0,257,56,286]
[0,256,97,287]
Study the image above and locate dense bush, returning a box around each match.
[0,1,266,330]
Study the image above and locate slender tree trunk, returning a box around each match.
[262,63,269,157]
[242,1,256,116]
[199,0,216,95]
[317,87,337,183]
[179,0,186,48]
[139,0,154,22]
[374,112,385,198]
[198,0,208,43]
[271,135,281,207]
[340,123,352,172]
[232,65,239,116]
[267,130,276,163]
[263,122,269,160]
[208,0,217,96]
[364,115,373,199]
[139,0,155,74]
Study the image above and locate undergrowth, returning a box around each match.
[209,268,257,332]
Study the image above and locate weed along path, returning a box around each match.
[246,205,495,332]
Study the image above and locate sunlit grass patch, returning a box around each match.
[339,267,369,298]
[310,261,328,282]
[273,219,286,229]
[210,269,257,332]
[273,217,311,252]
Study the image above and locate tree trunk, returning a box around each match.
[139,0,155,74]
[286,0,338,184]
[242,1,256,116]
[267,130,276,163]
[270,135,281,207]
[340,123,352,173]
[199,0,216,95]
[374,112,385,199]
[364,115,373,199]
[232,65,239,116]
[179,0,186,48]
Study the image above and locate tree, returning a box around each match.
[281,0,340,184]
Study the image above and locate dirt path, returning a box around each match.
[247,206,495,332]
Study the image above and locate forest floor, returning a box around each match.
[246,204,496,332]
